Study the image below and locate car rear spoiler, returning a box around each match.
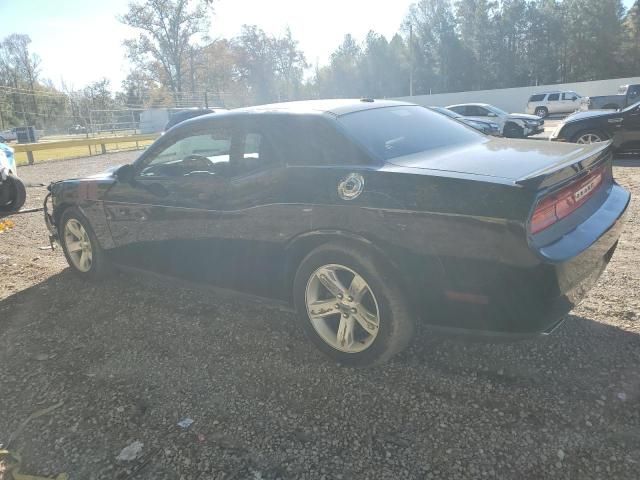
[515,141,612,191]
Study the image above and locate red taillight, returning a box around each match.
[530,166,606,234]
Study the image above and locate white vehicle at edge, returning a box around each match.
[446,103,545,138]
[0,142,26,213]
[525,91,582,118]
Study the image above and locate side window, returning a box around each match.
[282,117,370,166]
[230,129,281,177]
[449,106,465,115]
[547,93,560,101]
[140,128,232,177]
[467,106,488,116]
[563,93,577,101]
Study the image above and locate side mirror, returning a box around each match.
[116,164,135,183]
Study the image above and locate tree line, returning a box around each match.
[1,0,640,132]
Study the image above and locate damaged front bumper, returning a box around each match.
[43,190,58,248]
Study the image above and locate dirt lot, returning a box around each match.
[1,152,639,480]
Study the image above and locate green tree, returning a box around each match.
[119,0,211,99]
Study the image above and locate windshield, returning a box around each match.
[338,105,482,161]
[622,100,640,112]
[430,106,461,119]
[487,105,509,116]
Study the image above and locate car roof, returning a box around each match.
[227,99,416,117]
[446,103,492,108]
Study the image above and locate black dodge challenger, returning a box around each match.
[44,99,630,365]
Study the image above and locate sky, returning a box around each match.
[0,0,412,91]
[0,0,636,91]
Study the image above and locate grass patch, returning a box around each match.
[15,140,154,166]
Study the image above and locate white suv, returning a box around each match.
[525,91,581,118]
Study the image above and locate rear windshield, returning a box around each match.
[337,105,482,161]
[529,94,545,102]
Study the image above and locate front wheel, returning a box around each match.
[293,243,415,366]
[503,122,524,138]
[572,130,608,144]
[60,207,111,278]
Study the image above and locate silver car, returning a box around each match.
[446,103,544,138]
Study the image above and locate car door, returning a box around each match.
[545,93,561,114]
[103,121,237,278]
[618,104,640,153]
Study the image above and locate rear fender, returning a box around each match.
[283,230,411,304]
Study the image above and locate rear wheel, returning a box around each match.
[534,107,548,118]
[0,174,26,213]
[573,130,608,144]
[60,208,111,278]
[293,242,415,366]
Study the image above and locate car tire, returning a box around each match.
[572,130,608,144]
[0,174,26,213]
[293,242,415,367]
[59,207,112,278]
[534,107,548,118]
[503,122,524,138]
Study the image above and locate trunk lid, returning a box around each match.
[387,138,612,190]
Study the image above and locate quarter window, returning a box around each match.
[466,106,489,116]
[529,94,545,102]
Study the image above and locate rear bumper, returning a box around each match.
[421,183,629,336]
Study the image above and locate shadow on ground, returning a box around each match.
[1,269,639,479]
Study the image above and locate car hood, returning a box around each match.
[387,138,609,184]
[507,113,542,122]
[563,110,618,123]
[87,165,121,178]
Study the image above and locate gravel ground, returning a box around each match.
[0,152,639,480]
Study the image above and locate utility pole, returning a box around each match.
[190,47,196,101]
[409,24,414,97]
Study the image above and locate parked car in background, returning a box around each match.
[68,124,88,134]
[44,99,629,366]
[429,106,501,136]
[446,103,544,138]
[0,142,26,213]
[550,100,640,153]
[0,128,17,143]
[525,91,582,118]
[581,84,640,111]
